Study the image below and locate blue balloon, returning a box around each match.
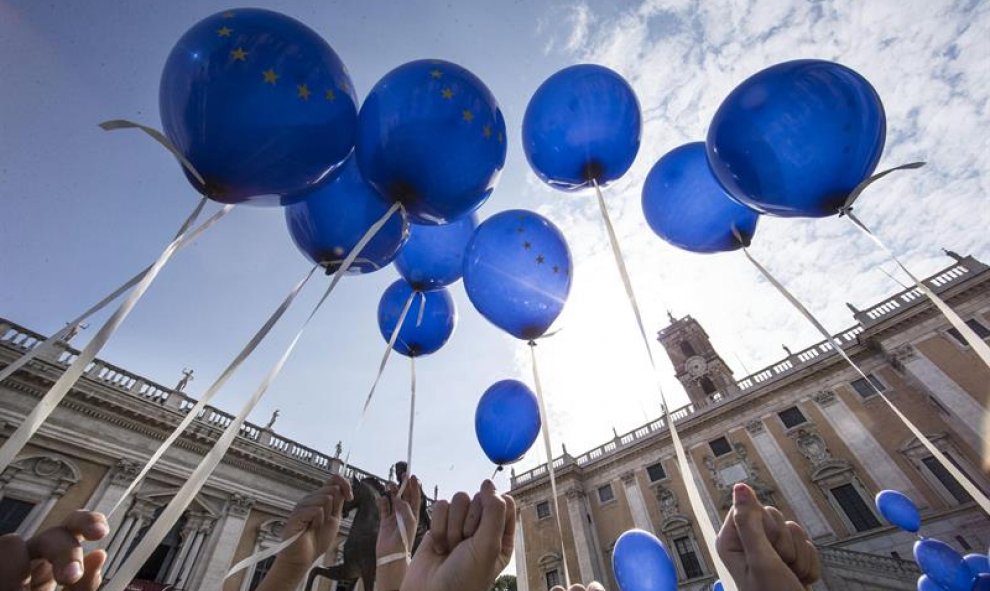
[917,575,944,591]
[395,214,478,290]
[875,490,921,533]
[160,8,358,205]
[463,210,572,340]
[284,158,408,273]
[965,554,990,576]
[707,59,886,218]
[915,538,972,591]
[357,59,507,224]
[974,573,990,591]
[377,280,456,357]
[475,379,541,466]
[713,581,724,591]
[523,64,641,191]
[642,142,760,253]
[612,529,678,591]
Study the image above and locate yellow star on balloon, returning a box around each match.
[325,89,337,101]
[441,88,453,100]
[263,69,279,84]
[431,69,443,79]
[483,124,492,138]
[230,48,247,61]
[462,109,474,122]
[217,26,233,37]
[297,84,311,101]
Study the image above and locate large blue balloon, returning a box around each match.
[875,490,921,533]
[707,59,886,218]
[395,214,478,291]
[917,575,943,591]
[285,158,408,273]
[523,64,641,191]
[377,280,456,357]
[612,529,678,591]
[914,538,972,591]
[475,379,541,466]
[463,210,572,341]
[642,142,760,253]
[357,59,507,224]
[966,554,990,577]
[160,9,358,205]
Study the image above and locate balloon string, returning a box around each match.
[843,212,990,369]
[105,264,319,519]
[528,341,571,588]
[593,181,736,590]
[0,202,233,388]
[403,356,417,495]
[739,245,990,515]
[0,197,215,474]
[416,291,426,327]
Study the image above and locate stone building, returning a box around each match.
[0,317,388,591]
[509,254,990,591]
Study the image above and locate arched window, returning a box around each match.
[679,340,696,358]
[700,376,717,395]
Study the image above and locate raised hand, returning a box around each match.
[0,510,110,591]
[376,475,422,589]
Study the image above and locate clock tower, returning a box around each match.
[657,314,738,406]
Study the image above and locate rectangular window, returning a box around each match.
[947,319,990,345]
[546,569,560,589]
[922,455,972,504]
[674,536,704,579]
[647,462,667,482]
[831,483,881,532]
[709,437,732,457]
[0,498,35,535]
[248,555,276,591]
[851,374,886,398]
[536,501,551,519]
[598,484,614,503]
[778,406,807,429]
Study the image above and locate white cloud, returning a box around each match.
[514,0,990,472]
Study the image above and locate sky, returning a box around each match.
[1,0,988,569]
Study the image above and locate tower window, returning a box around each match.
[947,319,990,345]
[709,437,732,457]
[674,536,704,578]
[679,340,697,358]
[830,483,881,532]
[699,376,717,395]
[778,406,807,429]
[647,462,667,482]
[850,374,885,398]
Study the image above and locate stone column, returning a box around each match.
[195,493,255,590]
[88,459,140,548]
[166,515,206,584]
[687,447,721,530]
[106,500,156,578]
[177,519,211,588]
[515,506,529,591]
[565,488,595,582]
[893,345,983,450]
[811,390,922,501]
[620,470,653,531]
[21,478,71,537]
[744,420,833,540]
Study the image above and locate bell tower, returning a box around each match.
[657,313,738,406]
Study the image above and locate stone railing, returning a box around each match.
[818,545,920,578]
[0,318,352,478]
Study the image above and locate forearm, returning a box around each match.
[255,557,310,591]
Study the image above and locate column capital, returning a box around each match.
[109,459,141,485]
[620,470,638,485]
[812,389,837,408]
[745,419,765,435]
[227,493,256,517]
[564,487,585,501]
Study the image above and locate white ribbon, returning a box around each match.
[0,197,217,474]
[593,181,736,590]
[528,342,572,588]
[405,356,417,492]
[106,264,319,518]
[739,245,990,515]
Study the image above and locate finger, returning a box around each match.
[327,474,353,502]
[405,475,422,514]
[61,511,110,542]
[447,492,471,548]
[27,527,84,585]
[321,489,337,525]
[463,493,483,539]
[716,507,742,556]
[567,586,588,591]
[431,500,449,554]
[786,522,820,584]
[287,506,324,536]
[0,534,31,590]
[475,479,507,557]
[729,483,776,567]
[500,494,517,559]
[68,550,106,591]
[377,494,389,522]
[765,506,796,565]
[550,587,567,591]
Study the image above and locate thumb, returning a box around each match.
[730,483,775,565]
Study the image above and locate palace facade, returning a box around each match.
[509,253,990,591]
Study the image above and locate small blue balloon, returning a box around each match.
[612,529,678,591]
[377,280,456,357]
[915,538,971,591]
[463,210,572,340]
[284,158,408,273]
[395,214,478,290]
[875,490,921,533]
[917,575,944,591]
[523,64,641,191]
[713,581,724,591]
[707,59,886,218]
[965,554,990,576]
[641,142,760,253]
[357,59,507,224]
[973,573,990,591]
[160,8,358,205]
[475,379,541,466]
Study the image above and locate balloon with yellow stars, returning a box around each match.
[356,59,507,225]
[160,8,358,205]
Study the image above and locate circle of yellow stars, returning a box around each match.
[428,66,503,143]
